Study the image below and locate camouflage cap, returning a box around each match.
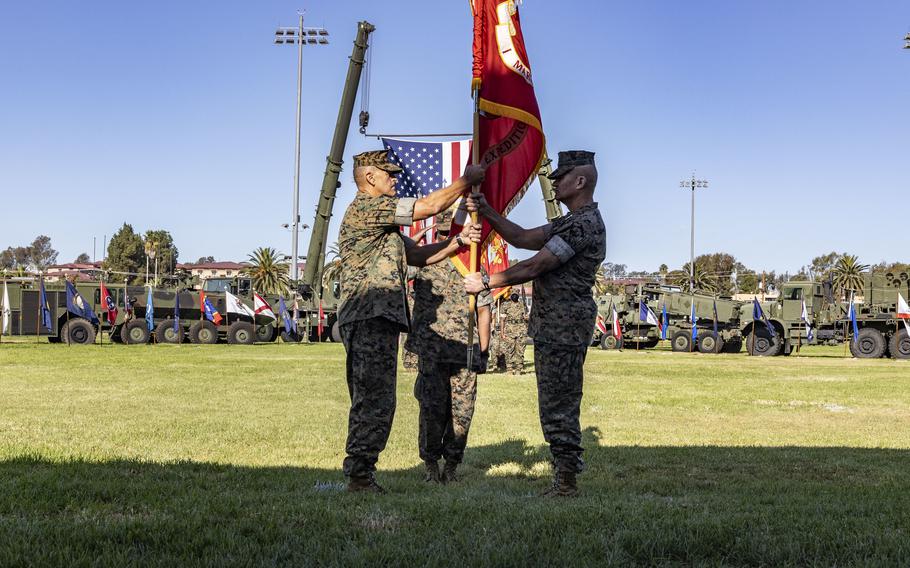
[546,150,596,180]
[352,149,403,173]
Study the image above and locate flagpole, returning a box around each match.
[636,300,640,352]
[796,318,802,357]
[64,281,70,347]
[99,279,104,347]
[252,286,258,344]
[750,297,756,357]
[0,278,5,344]
[36,277,41,344]
[466,90,480,368]
[844,292,850,357]
[690,294,695,353]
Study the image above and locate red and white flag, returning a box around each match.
[596,314,607,335]
[612,304,622,340]
[253,292,276,322]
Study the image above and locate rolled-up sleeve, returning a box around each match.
[395,198,417,226]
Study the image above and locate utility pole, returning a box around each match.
[679,174,708,293]
[274,15,330,283]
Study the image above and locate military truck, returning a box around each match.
[0,278,109,344]
[742,272,909,359]
[593,284,744,354]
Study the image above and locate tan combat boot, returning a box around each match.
[423,460,441,483]
[346,474,386,494]
[441,461,459,484]
[541,470,578,498]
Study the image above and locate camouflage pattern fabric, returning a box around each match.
[414,360,477,464]
[498,299,528,374]
[534,341,587,474]
[340,316,400,479]
[489,334,507,373]
[337,192,416,330]
[404,260,491,365]
[529,201,605,476]
[401,290,418,370]
[402,334,419,370]
[529,202,606,347]
[406,259,489,464]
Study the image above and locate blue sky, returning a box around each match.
[1,1,908,274]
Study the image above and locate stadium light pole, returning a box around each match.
[904,31,910,49]
[274,15,329,284]
[680,175,708,292]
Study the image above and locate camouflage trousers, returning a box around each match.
[503,334,526,374]
[401,334,419,370]
[533,341,587,474]
[340,317,400,479]
[492,334,526,374]
[414,360,477,465]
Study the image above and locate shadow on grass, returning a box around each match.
[2,433,909,566]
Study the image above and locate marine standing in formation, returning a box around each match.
[337,149,484,493]
[464,150,606,497]
[492,293,528,374]
[405,208,492,484]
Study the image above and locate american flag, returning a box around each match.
[382,137,471,242]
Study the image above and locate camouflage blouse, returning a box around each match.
[406,260,492,365]
[337,192,417,330]
[529,202,606,346]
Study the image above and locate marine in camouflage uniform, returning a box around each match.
[497,293,528,374]
[401,288,419,371]
[464,151,606,497]
[338,149,484,493]
[405,210,492,483]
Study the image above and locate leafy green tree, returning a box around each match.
[245,247,289,294]
[807,252,842,282]
[833,254,869,298]
[105,224,145,283]
[692,252,748,295]
[143,230,179,281]
[0,248,17,270]
[74,253,91,264]
[195,256,216,264]
[27,235,57,271]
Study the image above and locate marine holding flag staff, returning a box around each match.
[338,149,485,494]
[464,151,606,497]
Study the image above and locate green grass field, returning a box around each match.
[1,340,909,566]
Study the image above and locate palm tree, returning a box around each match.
[832,254,868,298]
[245,247,289,294]
[670,262,717,294]
[322,258,343,294]
[592,264,609,295]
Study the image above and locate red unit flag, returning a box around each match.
[452,0,545,274]
[480,231,511,299]
[99,281,118,324]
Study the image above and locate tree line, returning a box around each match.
[596,252,909,299]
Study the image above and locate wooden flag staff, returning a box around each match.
[466,92,481,369]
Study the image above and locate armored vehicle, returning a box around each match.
[743,273,909,358]
[593,284,744,353]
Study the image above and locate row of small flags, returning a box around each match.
[23,280,323,339]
